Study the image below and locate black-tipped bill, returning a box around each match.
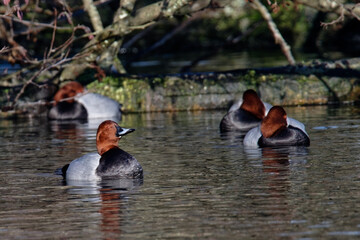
[116,125,135,137]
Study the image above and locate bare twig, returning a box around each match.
[0,46,10,54]
[131,11,205,61]
[320,4,345,28]
[349,3,360,21]
[250,0,296,65]
[296,0,360,24]
[11,54,84,106]
[47,9,58,58]
[0,15,73,30]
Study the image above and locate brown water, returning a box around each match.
[1,105,360,239]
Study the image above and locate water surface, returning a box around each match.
[1,106,360,239]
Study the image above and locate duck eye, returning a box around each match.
[115,125,122,137]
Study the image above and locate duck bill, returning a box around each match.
[116,126,135,137]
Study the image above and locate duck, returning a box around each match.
[62,120,143,180]
[48,81,122,120]
[220,89,272,133]
[243,106,310,147]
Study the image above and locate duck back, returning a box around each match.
[96,148,143,179]
[65,152,101,180]
[220,108,262,132]
[77,93,121,119]
[258,126,310,147]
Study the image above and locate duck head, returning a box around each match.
[260,106,287,138]
[96,120,135,155]
[53,81,84,105]
[240,89,266,120]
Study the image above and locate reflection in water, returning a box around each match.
[262,147,290,174]
[3,106,360,239]
[99,179,142,240]
[262,149,291,237]
[50,120,87,139]
[242,146,310,237]
[67,178,142,240]
[100,189,123,239]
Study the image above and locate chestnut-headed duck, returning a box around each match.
[48,81,122,120]
[220,89,272,133]
[62,120,143,180]
[244,106,310,147]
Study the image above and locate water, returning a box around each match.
[1,105,360,239]
[126,50,318,74]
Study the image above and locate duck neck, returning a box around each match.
[240,101,265,120]
[261,119,287,138]
[97,143,119,156]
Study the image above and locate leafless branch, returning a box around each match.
[0,46,10,54]
[12,53,86,107]
[83,0,103,32]
[249,0,296,65]
[296,0,360,25]
[47,9,58,58]
[0,15,73,30]
[320,7,344,28]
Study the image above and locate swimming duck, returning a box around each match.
[48,81,121,120]
[243,106,310,147]
[220,89,272,133]
[62,120,143,180]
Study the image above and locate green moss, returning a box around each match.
[83,72,359,112]
[87,77,152,112]
[243,70,259,86]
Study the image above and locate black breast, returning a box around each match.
[258,126,310,147]
[48,102,88,120]
[96,148,143,179]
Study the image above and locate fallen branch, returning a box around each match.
[112,58,360,80]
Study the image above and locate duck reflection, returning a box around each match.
[65,178,143,239]
[261,147,292,215]
[99,189,122,239]
[49,117,122,160]
[261,147,291,174]
[220,130,246,141]
[243,146,309,235]
[50,116,122,136]
[99,179,143,240]
[49,120,87,140]
[49,120,90,159]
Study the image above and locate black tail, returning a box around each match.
[55,164,69,178]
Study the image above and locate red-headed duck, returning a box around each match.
[220,89,272,133]
[62,120,143,180]
[244,106,310,147]
[48,81,122,120]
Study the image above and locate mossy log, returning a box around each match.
[86,73,358,113]
[83,58,360,112]
[2,58,360,118]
